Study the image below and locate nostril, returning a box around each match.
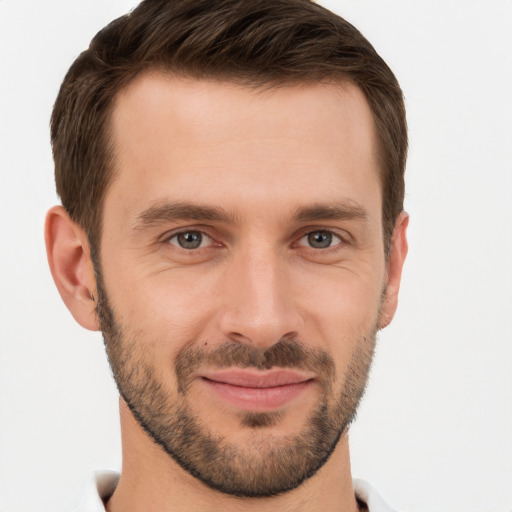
[226,332,252,344]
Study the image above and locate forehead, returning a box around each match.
[110,72,376,157]
[106,72,381,224]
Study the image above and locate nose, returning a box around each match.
[218,244,303,349]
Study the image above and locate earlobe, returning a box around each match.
[45,205,100,331]
[379,212,409,329]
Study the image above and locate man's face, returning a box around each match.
[97,73,389,496]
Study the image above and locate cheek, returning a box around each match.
[104,264,222,349]
[297,264,384,356]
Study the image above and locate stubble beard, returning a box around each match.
[94,269,379,497]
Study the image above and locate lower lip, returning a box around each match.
[201,378,313,411]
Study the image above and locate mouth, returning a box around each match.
[199,369,316,411]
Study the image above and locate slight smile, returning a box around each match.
[199,369,316,411]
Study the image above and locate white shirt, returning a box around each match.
[74,471,398,512]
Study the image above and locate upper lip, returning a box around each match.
[200,369,315,388]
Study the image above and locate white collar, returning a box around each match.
[353,478,398,512]
[73,471,119,512]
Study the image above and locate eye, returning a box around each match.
[298,230,342,249]
[168,230,211,249]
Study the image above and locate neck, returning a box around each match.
[107,400,359,512]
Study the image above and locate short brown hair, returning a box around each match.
[51,0,407,253]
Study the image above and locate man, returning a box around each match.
[45,0,408,510]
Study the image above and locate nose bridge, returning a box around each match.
[219,240,300,346]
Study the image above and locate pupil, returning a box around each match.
[178,231,202,249]
[308,231,332,248]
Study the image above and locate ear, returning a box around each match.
[45,205,100,331]
[379,211,409,329]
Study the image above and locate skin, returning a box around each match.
[45,73,408,512]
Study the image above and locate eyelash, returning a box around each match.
[163,227,349,252]
[166,230,215,250]
[296,230,344,250]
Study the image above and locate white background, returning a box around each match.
[0,1,511,510]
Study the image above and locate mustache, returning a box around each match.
[175,337,336,393]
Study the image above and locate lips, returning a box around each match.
[199,369,315,411]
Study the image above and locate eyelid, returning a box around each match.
[296,230,342,248]
[293,227,352,246]
[167,230,213,249]
[157,225,351,250]
[159,226,221,249]
[159,225,213,241]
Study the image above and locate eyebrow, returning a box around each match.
[130,201,238,231]
[291,202,368,223]
[130,199,368,232]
